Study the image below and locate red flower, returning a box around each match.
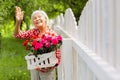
[32,40,37,46]
[23,40,29,46]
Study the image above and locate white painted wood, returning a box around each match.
[52,0,120,80]
[91,0,97,54]
[87,68,94,80]
[107,0,116,66]
[72,48,78,80]
[58,38,73,80]
[56,16,60,26]
[72,38,120,80]
[101,0,109,62]
[57,60,63,80]
[115,0,120,71]
[87,0,93,50]
[64,9,70,33]
[96,0,102,57]
[64,8,78,38]
[85,2,89,46]
[55,24,120,80]
[59,13,64,28]
[77,57,81,80]
[81,7,86,45]
[57,38,72,80]
[78,8,85,43]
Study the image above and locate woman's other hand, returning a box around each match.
[36,66,49,73]
[35,66,56,73]
[15,6,24,22]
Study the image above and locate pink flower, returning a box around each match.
[34,42,43,50]
[41,38,47,44]
[56,35,62,41]
[45,42,51,48]
[52,38,58,45]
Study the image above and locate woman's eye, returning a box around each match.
[34,18,37,20]
[33,17,37,20]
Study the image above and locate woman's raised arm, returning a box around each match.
[14,6,24,36]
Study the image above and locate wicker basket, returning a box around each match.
[25,51,58,70]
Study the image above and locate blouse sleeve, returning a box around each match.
[55,49,61,66]
[15,29,39,39]
[15,30,29,39]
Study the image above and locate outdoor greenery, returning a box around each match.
[0,0,87,27]
[0,22,30,80]
[0,0,88,80]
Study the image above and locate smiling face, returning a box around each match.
[33,12,46,28]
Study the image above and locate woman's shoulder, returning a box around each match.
[46,27,58,36]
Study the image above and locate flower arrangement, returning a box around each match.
[23,34,62,56]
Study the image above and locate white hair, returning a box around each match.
[31,10,49,26]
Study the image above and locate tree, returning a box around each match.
[0,0,88,28]
[61,0,88,21]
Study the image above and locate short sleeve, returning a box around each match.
[55,48,61,66]
[15,29,40,39]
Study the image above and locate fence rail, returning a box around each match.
[52,0,120,80]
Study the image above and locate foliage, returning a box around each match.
[0,0,88,28]
[0,0,15,22]
[60,0,88,21]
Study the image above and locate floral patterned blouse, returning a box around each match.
[15,28,61,66]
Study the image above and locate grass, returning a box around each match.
[0,21,30,80]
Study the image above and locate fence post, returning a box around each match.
[57,38,73,80]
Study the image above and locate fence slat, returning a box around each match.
[107,0,116,66]
[58,38,73,80]
[115,0,120,71]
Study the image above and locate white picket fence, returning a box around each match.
[52,0,120,80]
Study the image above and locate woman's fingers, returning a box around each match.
[15,6,23,21]
[35,66,41,71]
[16,6,20,15]
[35,66,49,72]
[40,68,48,72]
[16,6,21,12]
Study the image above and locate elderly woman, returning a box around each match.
[14,6,61,80]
